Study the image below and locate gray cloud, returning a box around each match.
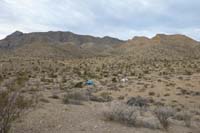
[0,0,200,40]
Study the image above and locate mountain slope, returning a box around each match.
[0,31,124,58]
[115,34,200,60]
[0,31,200,59]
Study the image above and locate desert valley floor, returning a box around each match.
[0,57,199,133]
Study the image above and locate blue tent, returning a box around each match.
[86,80,94,85]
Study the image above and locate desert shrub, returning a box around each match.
[49,94,59,99]
[184,70,192,75]
[99,92,113,102]
[15,71,29,87]
[107,83,119,91]
[136,117,161,129]
[127,97,151,116]
[164,93,170,97]
[63,90,90,105]
[148,91,156,96]
[0,75,3,83]
[127,96,149,107]
[66,80,85,90]
[193,91,200,96]
[118,95,125,100]
[16,76,28,86]
[40,77,53,83]
[0,90,32,133]
[49,72,57,78]
[111,77,118,83]
[190,108,200,116]
[175,111,192,127]
[103,101,138,126]
[90,92,113,103]
[39,98,50,103]
[154,106,175,130]
[74,81,84,88]
[90,95,106,102]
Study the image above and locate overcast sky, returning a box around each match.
[0,0,200,40]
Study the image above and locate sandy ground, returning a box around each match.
[11,88,200,133]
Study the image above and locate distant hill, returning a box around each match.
[0,31,200,60]
[115,34,200,60]
[0,31,124,58]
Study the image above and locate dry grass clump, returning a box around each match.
[153,106,175,130]
[63,89,90,105]
[174,111,192,127]
[103,101,138,126]
[102,101,162,129]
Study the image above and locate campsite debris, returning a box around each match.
[121,77,128,83]
[86,80,94,86]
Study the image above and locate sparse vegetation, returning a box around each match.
[0,90,33,133]
[63,89,90,105]
[127,96,149,107]
[154,106,175,130]
[175,111,192,127]
[103,101,138,126]
[0,41,200,132]
[99,92,113,102]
